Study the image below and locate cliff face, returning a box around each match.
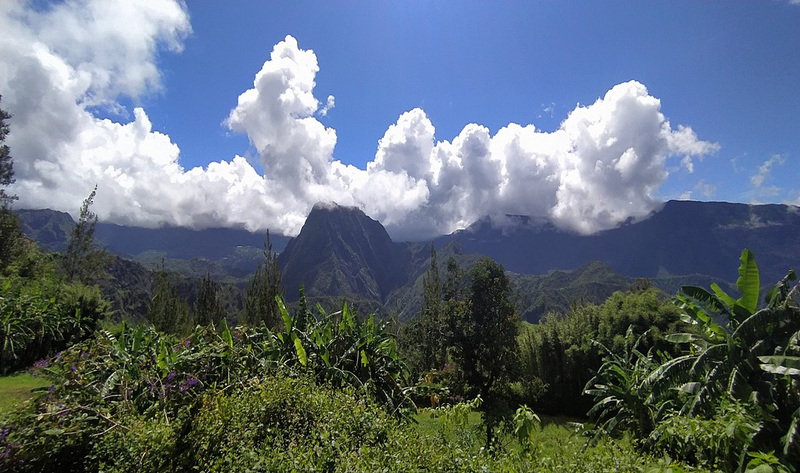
[435,200,800,286]
[277,203,423,302]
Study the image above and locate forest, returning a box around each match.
[1,96,799,472]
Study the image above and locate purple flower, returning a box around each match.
[70,365,76,373]
[184,340,191,348]
[33,358,49,370]
[166,371,177,382]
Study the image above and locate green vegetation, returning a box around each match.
[0,102,794,469]
[0,373,48,414]
[146,268,190,334]
[586,249,800,470]
[519,286,684,417]
[242,231,285,329]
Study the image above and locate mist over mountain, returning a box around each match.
[435,200,800,287]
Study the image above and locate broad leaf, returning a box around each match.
[758,355,800,377]
[277,296,292,334]
[735,249,760,316]
[711,282,736,309]
[293,335,307,367]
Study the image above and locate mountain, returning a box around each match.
[15,200,800,323]
[15,208,290,279]
[16,208,75,251]
[511,261,630,322]
[277,202,427,305]
[435,200,800,287]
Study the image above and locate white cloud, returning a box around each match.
[750,154,785,188]
[318,95,335,117]
[1,3,720,239]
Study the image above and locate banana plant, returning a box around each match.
[585,327,661,439]
[647,249,800,463]
[272,294,413,417]
[658,249,798,414]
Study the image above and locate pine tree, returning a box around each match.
[419,244,445,372]
[193,271,224,328]
[0,95,16,206]
[147,269,190,334]
[0,97,21,270]
[242,230,284,328]
[62,186,108,285]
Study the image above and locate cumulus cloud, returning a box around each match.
[366,82,719,236]
[1,1,719,239]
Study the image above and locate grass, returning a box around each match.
[0,372,50,415]
[412,408,713,472]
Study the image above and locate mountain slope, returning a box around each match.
[15,208,289,279]
[435,200,800,286]
[277,203,426,303]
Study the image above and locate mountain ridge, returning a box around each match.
[14,200,800,323]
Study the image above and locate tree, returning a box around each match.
[0,95,16,206]
[193,271,224,328]
[448,257,520,449]
[242,230,284,328]
[0,97,22,270]
[146,268,190,334]
[62,186,108,285]
[403,245,447,378]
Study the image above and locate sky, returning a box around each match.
[1,0,798,240]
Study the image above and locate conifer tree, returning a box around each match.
[193,271,224,328]
[0,95,16,206]
[147,268,190,334]
[62,186,108,285]
[243,230,284,328]
[0,96,22,270]
[419,244,445,371]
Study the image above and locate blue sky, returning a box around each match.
[1,1,798,239]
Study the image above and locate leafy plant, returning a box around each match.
[513,404,541,455]
[585,327,662,439]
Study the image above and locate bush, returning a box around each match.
[647,400,763,471]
